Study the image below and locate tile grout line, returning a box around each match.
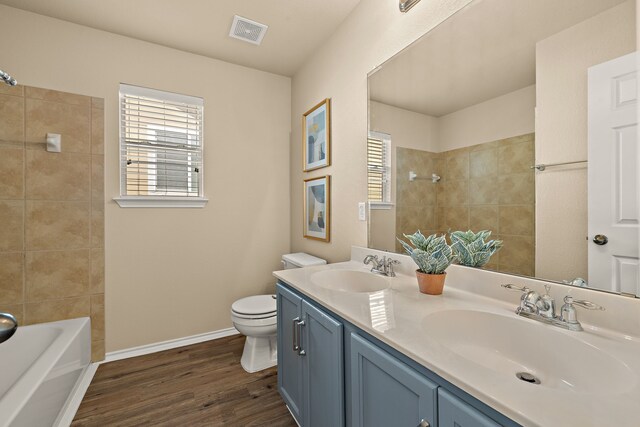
[22,86,27,322]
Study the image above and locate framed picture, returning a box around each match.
[303,176,330,242]
[303,98,331,171]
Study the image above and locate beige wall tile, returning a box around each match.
[446,206,470,232]
[469,205,499,234]
[0,304,23,325]
[498,235,534,269]
[445,180,468,206]
[91,155,104,202]
[499,139,534,175]
[469,148,498,178]
[0,94,25,142]
[90,248,105,294]
[25,99,91,153]
[498,173,535,204]
[0,252,24,304]
[25,201,90,250]
[91,97,104,110]
[498,264,534,277]
[26,150,91,200]
[0,201,24,251]
[92,202,104,248]
[469,177,498,205]
[91,339,105,362]
[90,294,105,341]
[25,86,91,107]
[91,108,104,155]
[0,146,24,199]
[0,84,23,97]
[24,296,90,324]
[499,205,535,236]
[445,153,469,180]
[26,250,90,301]
[498,133,534,147]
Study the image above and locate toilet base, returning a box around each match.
[240,335,277,373]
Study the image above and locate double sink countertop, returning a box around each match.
[273,247,640,427]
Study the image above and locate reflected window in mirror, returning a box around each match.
[367,131,392,207]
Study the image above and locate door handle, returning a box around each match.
[292,317,300,352]
[593,234,608,245]
[417,419,430,427]
[296,319,306,356]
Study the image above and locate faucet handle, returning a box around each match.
[501,283,530,293]
[563,296,605,311]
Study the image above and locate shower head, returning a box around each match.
[0,69,17,86]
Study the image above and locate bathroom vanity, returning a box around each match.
[274,247,640,427]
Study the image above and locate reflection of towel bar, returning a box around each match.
[531,160,587,171]
[409,171,441,183]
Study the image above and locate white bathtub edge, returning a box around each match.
[54,363,98,427]
[104,327,240,363]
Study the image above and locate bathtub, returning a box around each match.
[0,317,91,427]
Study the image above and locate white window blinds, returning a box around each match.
[367,132,391,203]
[119,84,204,198]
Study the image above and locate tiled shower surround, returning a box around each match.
[0,84,105,361]
[396,133,535,276]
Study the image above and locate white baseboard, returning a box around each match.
[55,363,99,427]
[104,327,240,363]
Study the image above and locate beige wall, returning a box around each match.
[438,85,536,151]
[0,86,105,360]
[290,0,474,262]
[535,1,636,281]
[0,5,291,352]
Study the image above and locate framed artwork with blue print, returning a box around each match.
[303,98,331,171]
[303,175,330,242]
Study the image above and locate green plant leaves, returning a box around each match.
[450,230,503,268]
[397,231,455,274]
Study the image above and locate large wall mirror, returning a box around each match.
[367,0,639,297]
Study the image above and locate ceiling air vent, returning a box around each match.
[229,15,268,45]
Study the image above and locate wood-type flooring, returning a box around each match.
[71,335,297,426]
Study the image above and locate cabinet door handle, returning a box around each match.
[296,319,306,356]
[417,419,430,427]
[292,317,300,352]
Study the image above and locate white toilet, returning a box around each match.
[231,253,326,373]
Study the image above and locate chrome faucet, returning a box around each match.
[364,255,400,277]
[501,284,604,332]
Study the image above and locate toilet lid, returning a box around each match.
[232,295,277,316]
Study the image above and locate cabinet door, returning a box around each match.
[350,333,437,427]
[438,389,500,427]
[276,284,303,423]
[301,300,344,427]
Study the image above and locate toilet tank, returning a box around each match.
[281,253,326,270]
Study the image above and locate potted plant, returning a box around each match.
[397,231,455,295]
[450,230,502,268]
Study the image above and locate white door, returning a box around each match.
[588,52,639,296]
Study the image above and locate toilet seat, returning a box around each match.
[231,295,276,317]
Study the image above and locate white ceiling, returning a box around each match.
[0,0,361,76]
[369,0,630,117]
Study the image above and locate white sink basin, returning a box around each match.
[423,310,634,394]
[311,270,389,293]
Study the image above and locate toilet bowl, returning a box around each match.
[231,295,277,373]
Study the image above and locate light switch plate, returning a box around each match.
[358,202,366,221]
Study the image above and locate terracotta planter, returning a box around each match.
[416,270,446,295]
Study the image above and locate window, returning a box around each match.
[115,84,207,208]
[367,131,392,208]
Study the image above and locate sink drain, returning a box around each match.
[516,372,541,384]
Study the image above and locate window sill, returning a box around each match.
[113,197,209,208]
[369,202,394,210]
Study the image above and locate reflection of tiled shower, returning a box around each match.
[396,133,535,276]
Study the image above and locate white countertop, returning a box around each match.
[273,248,640,427]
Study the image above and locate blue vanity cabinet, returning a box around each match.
[277,284,304,423]
[350,333,438,427]
[438,389,501,427]
[276,283,345,427]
